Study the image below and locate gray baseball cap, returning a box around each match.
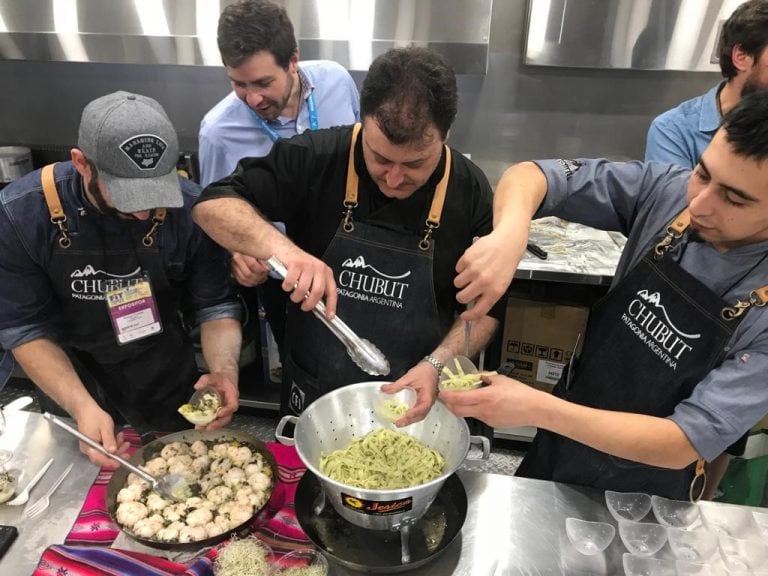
[78,91,183,213]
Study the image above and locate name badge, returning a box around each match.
[104,275,163,345]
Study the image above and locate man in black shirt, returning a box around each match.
[193,47,500,420]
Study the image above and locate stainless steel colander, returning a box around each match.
[276,381,489,531]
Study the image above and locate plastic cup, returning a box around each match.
[718,534,768,573]
[622,553,676,576]
[618,519,668,556]
[699,501,761,541]
[565,517,615,555]
[274,548,329,575]
[651,494,702,528]
[675,559,729,575]
[668,526,719,562]
[605,490,652,522]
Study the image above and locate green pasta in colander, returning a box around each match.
[319,428,445,489]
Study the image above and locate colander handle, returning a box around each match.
[275,415,299,446]
[466,435,491,461]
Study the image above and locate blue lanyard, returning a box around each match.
[250,91,319,142]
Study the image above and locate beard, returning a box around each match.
[252,70,296,121]
[87,179,139,221]
[741,76,768,98]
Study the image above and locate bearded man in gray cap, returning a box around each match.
[0,91,243,467]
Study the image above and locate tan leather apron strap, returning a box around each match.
[426,147,451,226]
[342,123,362,232]
[418,146,451,250]
[654,208,690,258]
[41,163,72,249]
[722,282,768,320]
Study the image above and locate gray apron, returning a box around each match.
[282,124,452,414]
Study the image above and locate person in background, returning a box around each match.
[199,0,360,369]
[645,0,768,167]
[645,0,768,499]
[0,92,243,466]
[193,47,502,420]
[449,91,768,500]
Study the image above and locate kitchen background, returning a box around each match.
[0,0,731,186]
[0,0,757,457]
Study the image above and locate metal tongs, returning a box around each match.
[266,256,390,376]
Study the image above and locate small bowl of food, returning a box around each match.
[273,548,328,576]
[605,490,652,522]
[565,517,615,555]
[374,388,416,423]
[178,387,221,426]
[0,470,16,504]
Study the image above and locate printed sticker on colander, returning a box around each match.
[341,493,413,515]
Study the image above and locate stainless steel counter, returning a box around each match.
[330,470,625,576]
[0,410,99,574]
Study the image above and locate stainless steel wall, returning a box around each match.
[0,0,720,186]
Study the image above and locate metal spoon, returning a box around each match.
[42,413,188,502]
[266,256,390,376]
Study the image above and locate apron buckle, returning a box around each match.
[342,201,357,233]
[142,214,164,247]
[419,220,439,251]
[50,215,71,249]
[722,290,766,320]
[653,227,683,258]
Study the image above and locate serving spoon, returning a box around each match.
[43,413,189,502]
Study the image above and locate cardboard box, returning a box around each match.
[500,297,590,393]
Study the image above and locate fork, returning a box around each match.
[23,463,74,519]
[7,457,54,506]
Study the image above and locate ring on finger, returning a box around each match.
[291,281,299,291]
[303,290,311,300]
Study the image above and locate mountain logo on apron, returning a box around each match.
[68,264,143,301]
[621,288,701,370]
[337,255,411,309]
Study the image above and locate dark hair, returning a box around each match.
[718,0,768,79]
[360,47,457,145]
[720,90,768,161]
[217,0,297,69]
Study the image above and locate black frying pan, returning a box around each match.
[105,428,277,551]
[296,471,467,573]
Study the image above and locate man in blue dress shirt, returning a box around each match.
[645,0,768,167]
[199,0,360,368]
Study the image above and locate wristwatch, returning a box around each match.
[422,354,444,375]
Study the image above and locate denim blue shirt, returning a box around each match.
[199,60,361,187]
[0,162,241,355]
[534,158,768,462]
[644,83,722,168]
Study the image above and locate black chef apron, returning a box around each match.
[41,164,195,436]
[281,124,451,414]
[516,210,766,500]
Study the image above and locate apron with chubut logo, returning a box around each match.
[516,209,768,500]
[40,163,197,436]
[282,124,451,414]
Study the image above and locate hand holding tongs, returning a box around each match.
[266,256,390,376]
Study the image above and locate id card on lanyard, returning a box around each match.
[104,274,163,345]
[250,91,319,142]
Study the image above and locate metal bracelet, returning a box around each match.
[421,354,444,374]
